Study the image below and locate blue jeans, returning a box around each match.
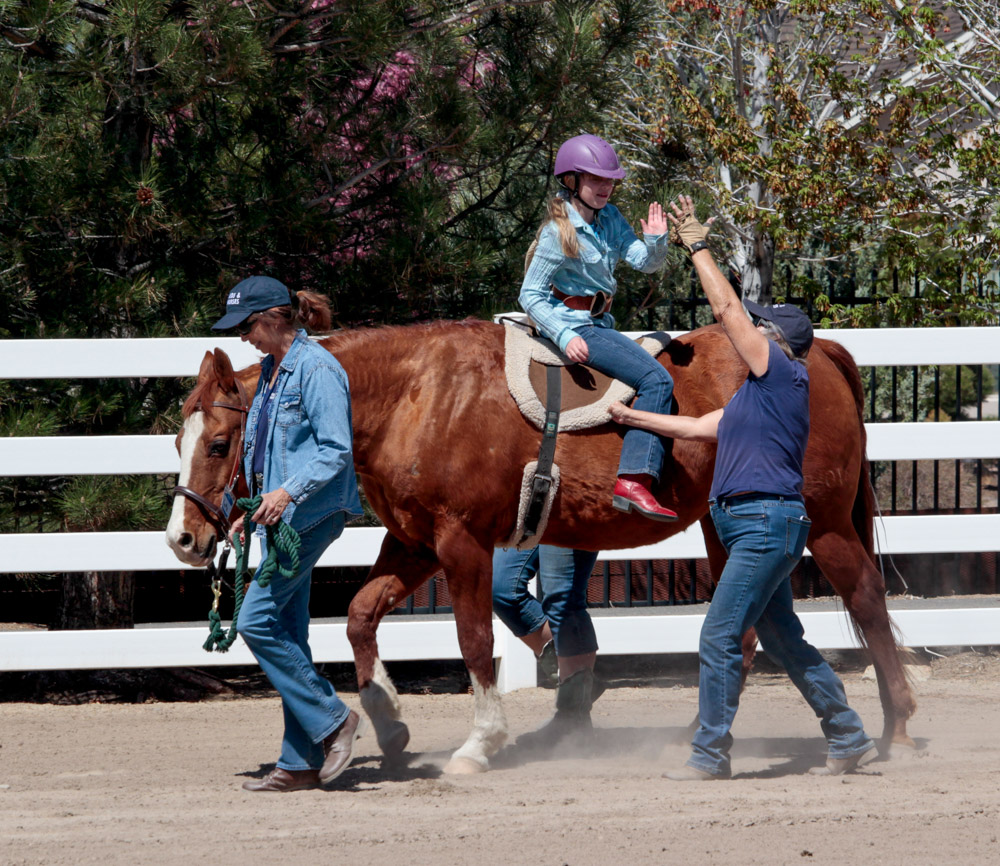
[237,512,350,771]
[688,497,873,776]
[573,324,673,480]
[492,545,599,657]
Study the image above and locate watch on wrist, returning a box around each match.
[688,240,709,255]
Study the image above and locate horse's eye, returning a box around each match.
[209,439,229,457]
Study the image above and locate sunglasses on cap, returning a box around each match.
[235,313,261,336]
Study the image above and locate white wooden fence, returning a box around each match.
[1,328,999,691]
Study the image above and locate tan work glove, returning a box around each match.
[669,212,710,255]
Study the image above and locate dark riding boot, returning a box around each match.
[516,668,595,751]
[537,640,558,687]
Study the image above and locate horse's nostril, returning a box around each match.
[179,532,194,549]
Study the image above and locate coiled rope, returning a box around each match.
[202,494,302,653]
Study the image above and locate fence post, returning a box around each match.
[494,620,538,693]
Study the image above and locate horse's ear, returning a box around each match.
[197,351,215,383]
[212,348,236,392]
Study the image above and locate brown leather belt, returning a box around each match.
[551,287,612,317]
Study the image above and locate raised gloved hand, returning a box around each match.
[668,195,711,255]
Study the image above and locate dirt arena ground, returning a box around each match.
[2,652,999,866]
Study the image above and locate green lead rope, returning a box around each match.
[202,494,302,653]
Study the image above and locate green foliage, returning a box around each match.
[606,0,1000,307]
[56,475,172,532]
[925,365,996,421]
[0,1,650,539]
[1,0,650,335]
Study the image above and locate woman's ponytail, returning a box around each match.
[292,291,332,333]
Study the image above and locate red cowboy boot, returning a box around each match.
[612,474,679,522]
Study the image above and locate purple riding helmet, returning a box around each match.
[553,134,626,181]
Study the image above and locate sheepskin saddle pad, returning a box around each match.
[500,316,671,432]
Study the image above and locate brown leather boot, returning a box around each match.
[612,475,679,522]
[319,709,366,783]
[242,767,321,792]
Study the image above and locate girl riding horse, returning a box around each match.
[519,133,678,522]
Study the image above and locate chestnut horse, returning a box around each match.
[166,319,915,773]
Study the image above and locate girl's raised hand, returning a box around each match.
[640,201,668,235]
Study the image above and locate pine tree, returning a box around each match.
[0,0,650,627]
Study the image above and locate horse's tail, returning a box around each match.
[821,339,910,663]
[820,338,876,562]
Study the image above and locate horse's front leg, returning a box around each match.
[435,522,507,775]
[346,534,441,761]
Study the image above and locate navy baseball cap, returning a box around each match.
[211,276,294,331]
[743,299,814,357]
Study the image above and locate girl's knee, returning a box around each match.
[637,364,673,391]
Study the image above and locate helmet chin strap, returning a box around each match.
[567,172,607,215]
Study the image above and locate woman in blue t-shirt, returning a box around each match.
[609,196,876,781]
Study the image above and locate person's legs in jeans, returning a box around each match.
[238,513,351,770]
[687,501,794,776]
[537,545,599,671]
[752,515,873,760]
[492,547,548,644]
[573,325,672,478]
[574,325,677,519]
[517,546,600,748]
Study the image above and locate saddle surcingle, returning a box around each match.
[500,316,671,548]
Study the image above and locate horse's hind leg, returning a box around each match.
[808,521,917,750]
[346,534,441,761]
[435,522,507,775]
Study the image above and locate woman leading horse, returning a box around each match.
[208,276,365,792]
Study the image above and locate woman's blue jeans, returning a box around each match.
[237,512,350,771]
[688,497,873,776]
[572,324,673,480]
[492,545,599,657]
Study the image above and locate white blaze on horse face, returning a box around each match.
[165,412,205,559]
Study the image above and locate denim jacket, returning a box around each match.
[519,193,669,352]
[243,330,362,533]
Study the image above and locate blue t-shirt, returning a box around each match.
[710,340,810,500]
[251,384,275,477]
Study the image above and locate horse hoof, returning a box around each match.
[443,755,488,775]
[887,739,920,760]
[377,720,410,757]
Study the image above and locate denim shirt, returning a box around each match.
[243,330,362,533]
[519,194,670,352]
